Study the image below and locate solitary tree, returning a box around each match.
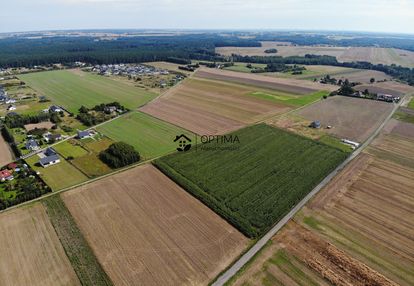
[370,77,375,83]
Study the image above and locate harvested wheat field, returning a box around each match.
[355,81,414,96]
[195,67,337,93]
[0,204,80,286]
[62,164,248,286]
[217,42,414,67]
[216,41,348,58]
[338,47,414,67]
[231,221,398,286]
[296,96,394,142]
[140,75,293,135]
[0,135,14,167]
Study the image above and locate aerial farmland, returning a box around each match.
[0,27,414,286]
[62,164,248,286]
[227,110,414,286]
[155,124,347,237]
[140,68,331,135]
[0,204,80,286]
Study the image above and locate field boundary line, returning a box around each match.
[211,97,403,286]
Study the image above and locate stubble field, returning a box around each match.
[355,81,414,96]
[296,96,394,142]
[0,135,14,167]
[62,164,248,286]
[0,204,80,286]
[216,42,414,67]
[140,68,331,135]
[195,68,336,93]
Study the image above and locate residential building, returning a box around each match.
[25,139,39,151]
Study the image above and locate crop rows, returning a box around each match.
[155,124,347,238]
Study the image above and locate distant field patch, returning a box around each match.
[97,111,195,160]
[26,154,88,191]
[62,164,247,286]
[0,204,80,286]
[297,96,394,142]
[216,42,414,67]
[250,90,329,107]
[140,75,295,135]
[155,124,347,237]
[195,68,336,94]
[19,69,157,113]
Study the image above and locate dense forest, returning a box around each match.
[0,34,256,67]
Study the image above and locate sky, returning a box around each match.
[1,0,414,34]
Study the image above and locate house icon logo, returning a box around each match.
[174,134,192,152]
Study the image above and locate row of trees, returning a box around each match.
[4,112,50,128]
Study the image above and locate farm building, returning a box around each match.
[49,105,63,113]
[39,148,60,168]
[25,139,39,151]
[77,130,92,139]
[43,132,62,143]
[310,120,321,128]
[377,93,400,103]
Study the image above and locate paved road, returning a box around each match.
[212,98,403,286]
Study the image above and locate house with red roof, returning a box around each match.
[0,170,13,182]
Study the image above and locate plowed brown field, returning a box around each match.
[0,135,13,167]
[62,164,248,286]
[0,204,80,286]
[140,76,291,135]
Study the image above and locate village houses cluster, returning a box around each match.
[91,64,169,77]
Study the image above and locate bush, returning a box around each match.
[99,142,140,168]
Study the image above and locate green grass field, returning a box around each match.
[71,154,112,178]
[249,90,329,107]
[155,124,347,238]
[393,110,414,124]
[53,140,89,159]
[97,111,195,160]
[19,70,158,113]
[25,155,88,191]
[43,196,113,286]
[408,98,414,110]
[223,62,267,73]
